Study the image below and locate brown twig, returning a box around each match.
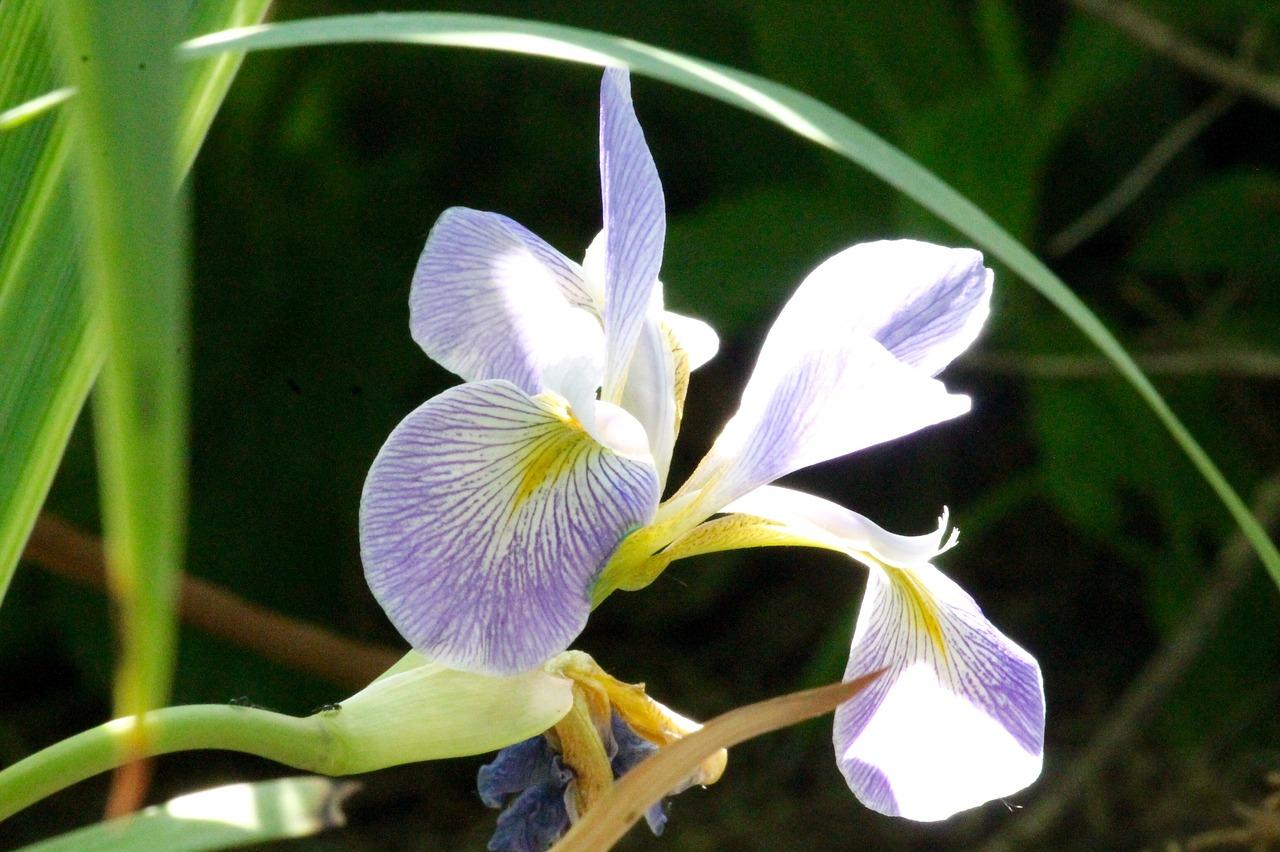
[103,758,152,819]
[1047,28,1261,257]
[1068,0,1280,110]
[1047,89,1238,257]
[23,513,400,690]
[984,475,1280,851]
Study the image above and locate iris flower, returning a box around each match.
[361,67,1044,823]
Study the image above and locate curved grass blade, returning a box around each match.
[182,12,1280,587]
[18,777,355,852]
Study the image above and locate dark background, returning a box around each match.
[5,0,1280,848]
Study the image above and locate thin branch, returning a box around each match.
[967,349,1280,379]
[1047,88,1237,256]
[984,474,1280,851]
[1048,28,1261,256]
[1069,0,1280,109]
[22,513,399,690]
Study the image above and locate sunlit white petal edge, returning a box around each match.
[671,239,989,523]
[723,487,1044,821]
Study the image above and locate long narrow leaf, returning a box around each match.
[54,0,190,723]
[0,0,270,617]
[0,0,83,607]
[19,777,355,852]
[183,12,1280,587]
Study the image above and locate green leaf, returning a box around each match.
[0,0,271,721]
[0,87,75,131]
[182,12,1280,591]
[18,776,354,852]
[53,0,191,724]
[748,0,973,127]
[0,0,86,611]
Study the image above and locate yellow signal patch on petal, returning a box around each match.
[513,417,593,509]
[883,565,948,660]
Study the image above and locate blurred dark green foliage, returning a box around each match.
[4,0,1280,848]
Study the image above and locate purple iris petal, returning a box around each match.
[478,736,561,809]
[360,380,659,675]
[782,239,992,377]
[834,562,1044,821]
[410,207,603,398]
[685,336,970,513]
[609,713,668,835]
[487,774,572,852]
[599,67,666,403]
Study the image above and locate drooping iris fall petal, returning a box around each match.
[835,561,1044,821]
[360,380,659,675]
[718,486,1043,821]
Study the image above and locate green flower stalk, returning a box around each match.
[0,655,572,822]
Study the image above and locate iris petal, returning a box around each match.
[582,229,718,486]
[723,486,950,565]
[664,310,719,370]
[706,487,1043,821]
[683,335,969,513]
[360,380,659,675]
[618,316,678,484]
[675,240,988,516]
[835,562,1044,821]
[410,207,604,403]
[599,67,666,404]
[790,240,992,377]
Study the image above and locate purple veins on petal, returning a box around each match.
[835,562,1044,821]
[410,207,603,398]
[599,67,666,402]
[777,239,993,377]
[360,379,659,675]
[683,336,970,513]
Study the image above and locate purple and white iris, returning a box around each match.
[360,67,1044,822]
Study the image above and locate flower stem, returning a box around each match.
[0,704,342,822]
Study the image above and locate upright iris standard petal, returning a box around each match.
[618,317,678,485]
[835,562,1044,821]
[791,240,992,376]
[598,67,666,404]
[410,207,604,403]
[582,231,720,487]
[360,380,660,675]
